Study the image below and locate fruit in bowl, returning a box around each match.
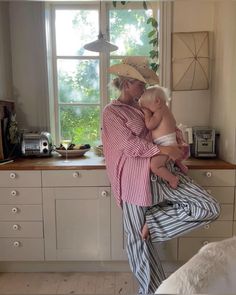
[55,143,91,157]
[57,143,91,150]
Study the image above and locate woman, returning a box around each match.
[102,57,220,294]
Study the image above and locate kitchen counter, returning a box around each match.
[0,151,106,170]
[0,151,235,170]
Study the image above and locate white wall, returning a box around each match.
[210,2,236,164]
[171,0,215,127]
[9,1,49,131]
[0,2,12,100]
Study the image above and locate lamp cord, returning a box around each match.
[98,0,103,38]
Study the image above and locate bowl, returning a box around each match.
[55,148,90,157]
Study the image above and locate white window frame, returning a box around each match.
[45,1,172,145]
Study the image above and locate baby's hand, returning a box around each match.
[142,107,153,116]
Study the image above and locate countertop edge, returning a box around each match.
[0,154,235,170]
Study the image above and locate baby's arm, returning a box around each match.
[142,108,163,131]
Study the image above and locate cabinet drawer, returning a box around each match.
[0,238,44,260]
[183,221,232,237]
[0,205,42,221]
[233,222,236,235]
[0,221,43,237]
[178,237,223,261]
[0,188,42,204]
[188,170,235,186]
[204,186,234,203]
[156,239,178,261]
[0,171,41,187]
[42,170,110,187]
[218,204,234,220]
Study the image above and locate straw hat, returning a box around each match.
[108,56,159,85]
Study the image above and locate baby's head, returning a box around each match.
[139,86,169,111]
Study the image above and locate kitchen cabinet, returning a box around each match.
[0,171,44,261]
[42,170,111,261]
[0,157,235,270]
[179,169,235,261]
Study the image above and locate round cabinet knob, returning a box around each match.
[10,190,17,197]
[204,224,210,230]
[11,207,19,214]
[202,240,209,246]
[205,171,212,178]
[73,172,79,178]
[12,224,20,231]
[9,172,16,179]
[13,241,21,247]
[101,190,108,197]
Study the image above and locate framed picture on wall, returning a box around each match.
[171,31,210,91]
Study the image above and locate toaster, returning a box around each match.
[21,132,53,157]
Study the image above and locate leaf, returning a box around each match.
[147,17,152,24]
[143,1,148,10]
[112,1,117,8]
[149,37,158,45]
[149,50,156,59]
[151,18,158,28]
[148,30,156,38]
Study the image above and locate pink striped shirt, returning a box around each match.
[102,100,186,207]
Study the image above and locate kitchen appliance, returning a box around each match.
[192,126,216,158]
[21,131,53,157]
[178,124,193,144]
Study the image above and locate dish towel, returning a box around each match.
[147,162,220,242]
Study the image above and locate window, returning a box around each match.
[46,1,159,145]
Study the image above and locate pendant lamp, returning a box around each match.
[83,1,118,53]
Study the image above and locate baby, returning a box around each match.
[139,86,189,189]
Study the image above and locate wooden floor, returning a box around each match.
[0,272,139,295]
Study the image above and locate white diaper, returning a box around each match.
[153,132,177,146]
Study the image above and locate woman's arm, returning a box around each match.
[102,105,185,160]
[157,145,184,162]
[102,106,160,158]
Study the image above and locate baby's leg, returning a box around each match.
[151,155,179,189]
[175,160,188,174]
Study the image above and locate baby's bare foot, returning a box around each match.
[141,223,149,240]
[169,176,179,189]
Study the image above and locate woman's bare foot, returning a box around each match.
[141,223,149,240]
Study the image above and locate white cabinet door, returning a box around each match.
[43,187,111,261]
[111,197,127,260]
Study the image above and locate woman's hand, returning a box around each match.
[158,145,185,162]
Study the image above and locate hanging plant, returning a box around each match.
[112,1,159,73]
[147,17,159,73]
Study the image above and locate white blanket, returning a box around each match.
[155,236,236,294]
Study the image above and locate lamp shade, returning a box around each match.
[172,31,209,91]
[84,33,118,53]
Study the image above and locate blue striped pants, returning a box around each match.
[122,163,220,294]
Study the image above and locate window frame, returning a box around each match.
[45,1,167,145]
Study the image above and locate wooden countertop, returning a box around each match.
[0,151,235,170]
[0,151,106,170]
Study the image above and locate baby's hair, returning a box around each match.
[141,86,170,103]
